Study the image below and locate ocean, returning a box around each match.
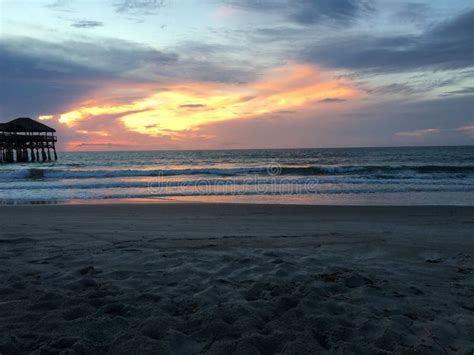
[1,146,473,205]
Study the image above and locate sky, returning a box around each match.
[0,0,473,151]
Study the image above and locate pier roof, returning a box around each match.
[0,117,56,133]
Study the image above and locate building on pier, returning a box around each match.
[0,117,58,163]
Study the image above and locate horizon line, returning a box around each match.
[57,144,474,153]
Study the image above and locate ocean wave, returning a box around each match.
[1,164,474,180]
[1,185,474,203]
[1,176,474,191]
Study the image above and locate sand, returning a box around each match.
[0,203,473,354]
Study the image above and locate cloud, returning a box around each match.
[0,36,175,118]
[26,73,473,151]
[46,63,360,149]
[45,0,72,10]
[288,0,373,25]
[71,20,104,28]
[395,128,440,137]
[179,104,208,109]
[396,123,474,139]
[38,115,54,121]
[275,110,297,114]
[456,124,474,138]
[445,87,474,95]
[76,143,128,147]
[0,36,177,80]
[212,5,239,18]
[391,2,431,25]
[229,0,373,25]
[303,9,474,72]
[173,94,474,149]
[114,0,165,14]
[365,83,417,95]
[3,36,254,85]
[319,98,346,103]
[0,36,259,119]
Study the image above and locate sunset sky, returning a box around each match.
[1,0,473,150]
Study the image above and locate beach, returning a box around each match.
[0,203,473,354]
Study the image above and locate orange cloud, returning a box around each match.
[46,63,361,149]
[38,115,54,121]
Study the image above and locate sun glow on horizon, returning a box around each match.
[52,64,361,147]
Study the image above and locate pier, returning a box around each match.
[0,117,58,163]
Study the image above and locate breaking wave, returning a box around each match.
[1,164,474,180]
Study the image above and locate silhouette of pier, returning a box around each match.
[0,117,58,163]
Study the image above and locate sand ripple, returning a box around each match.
[1,236,473,354]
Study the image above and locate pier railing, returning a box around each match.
[0,132,57,143]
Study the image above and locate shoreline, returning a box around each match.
[1,204,473,353]
[2,201,474,209]
[2,194,474,206]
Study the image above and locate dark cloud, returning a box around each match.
[71,20,104,28]
[288,0,373,25]
[77,143,129,147]
[365,83,417,95]
[275,110,297,114]
[363,95,474,134]
[0,39,109,118]
[0,36,256,85]
[114,0,165,14]
[319,98,346,103]
[179,104,208,109]
[303,9,474,72]
[0,36,258,119]
[0,37,177,80]
[0,36,178,117]
[229,0,373,25]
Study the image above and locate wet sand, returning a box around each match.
[0,204,473,354]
